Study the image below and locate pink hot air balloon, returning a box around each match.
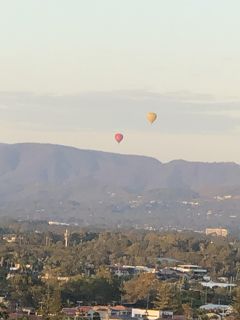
[115,133,123,144]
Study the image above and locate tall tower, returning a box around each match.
[64,229,69,248]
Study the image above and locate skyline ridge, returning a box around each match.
[0,141,238,165]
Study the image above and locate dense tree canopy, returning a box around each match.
[0,222,239,317]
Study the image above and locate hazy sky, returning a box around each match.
[0,1,240,162]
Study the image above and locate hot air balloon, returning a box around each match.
[147,112,157,124]
[115,133,123,144]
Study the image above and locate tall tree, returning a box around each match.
[154,283,182,314]
[123,273,158,306]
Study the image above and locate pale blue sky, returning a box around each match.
[0,1,240,162]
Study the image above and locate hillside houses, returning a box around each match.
[110,265,156,277]
[172,265,207,277]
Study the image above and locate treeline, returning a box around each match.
[0,223,239,315]
[1,227,239,278]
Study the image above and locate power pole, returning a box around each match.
[64,229,69,248]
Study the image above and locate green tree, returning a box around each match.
[123,273,158,307]
[39,284,62,320]
[154,283,182,314]
[0,302,8,319]
[93,312,101,320]
[233,288,240,319]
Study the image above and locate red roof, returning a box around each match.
[79,306,93,313]
[62,306,93,316]
[111,306,129,311]
[62,308,78,316]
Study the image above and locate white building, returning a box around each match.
[206,228,228,237]
[132,309,161,320]
[172,264,207,274]
[200,280,236,289]
[132,309,174,320]
[199,304,233,316]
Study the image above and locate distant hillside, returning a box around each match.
[0,143,240,229]
[161,160,240,194]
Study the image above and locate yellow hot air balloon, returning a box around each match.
[147,112,157,124]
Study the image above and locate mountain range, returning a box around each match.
[0,143,240,230]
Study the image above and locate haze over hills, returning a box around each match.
[1,143,240,230]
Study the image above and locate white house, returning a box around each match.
[172,264,207,275]
[200,280,236,289]
[132,309,160,320]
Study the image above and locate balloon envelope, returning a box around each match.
[115,133,123,143]
[147,112,157,124]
